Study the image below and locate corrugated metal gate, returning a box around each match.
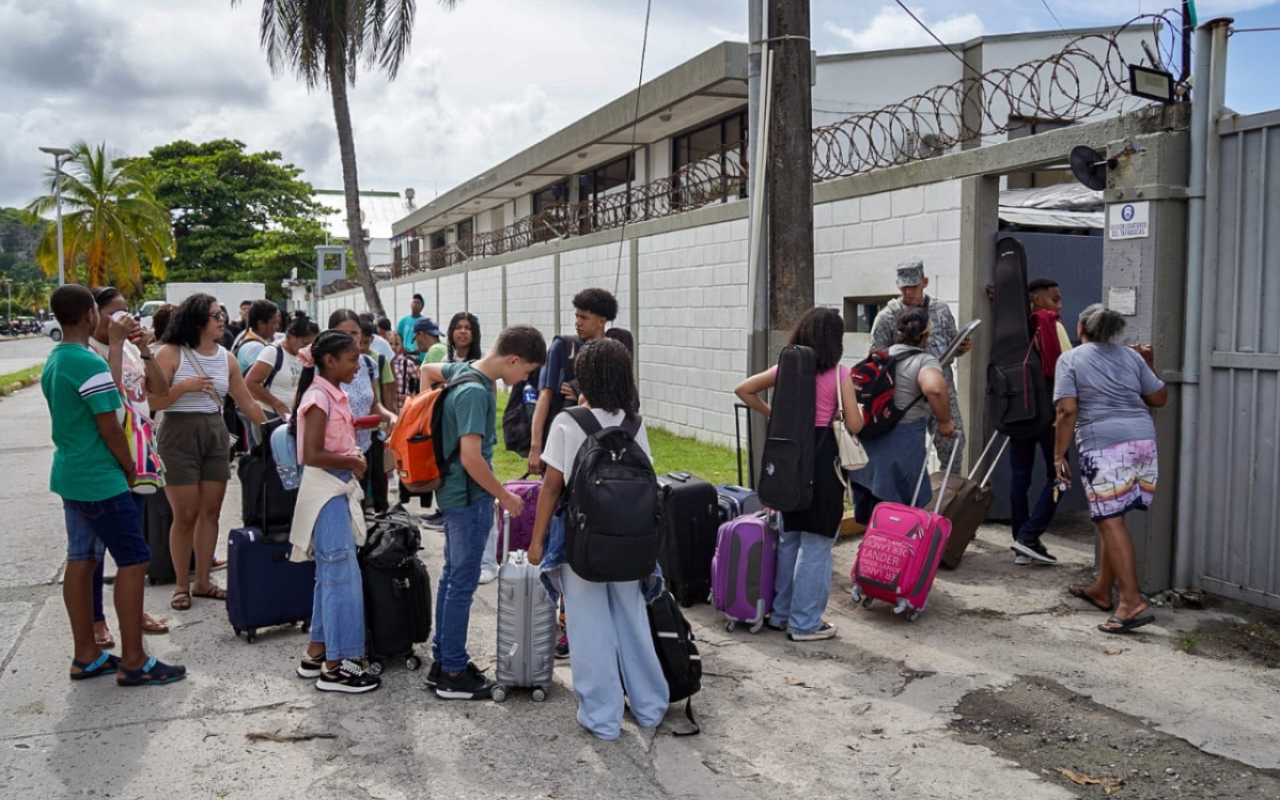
[1193,108,1280,609]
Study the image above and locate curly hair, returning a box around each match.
[1078,303,1126,343]
[573,287,618,322]
[161,293,219,347]
[893,306,932,347]
[289,330,359,437]
[575,338,638,415]
[248,299,280,332]
[447,311,482,362]
[151,304,177,339]
[788,307,845,371]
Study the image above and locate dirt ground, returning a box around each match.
[951,679,1280,799]
[1174,605,1280,670]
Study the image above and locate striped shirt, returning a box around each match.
[167,345,231,414]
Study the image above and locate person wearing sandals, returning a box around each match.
[289,330,381,693]
[735,308,864,642]
[151,294,268,611]
[86,287,171,645]
[41,286,186,687]
[1055,305,1167,635]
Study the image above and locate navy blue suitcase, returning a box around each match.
[714,484,764,523]
[227,527,314,643]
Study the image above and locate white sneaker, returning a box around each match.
[788,622,837,641]
[1014,554,1033,566]
[478,566,498,585]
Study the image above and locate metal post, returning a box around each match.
[744,0,771,486]
[1180,1,1194,89]
[54,154,66,286]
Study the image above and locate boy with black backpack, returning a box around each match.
[527,338,669,740]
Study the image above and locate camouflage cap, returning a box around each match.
[895,258,926,288]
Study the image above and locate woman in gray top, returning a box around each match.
[1054,304,1167,635]
[851,306,957,522]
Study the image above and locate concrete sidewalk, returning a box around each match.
[1,382,1277,800]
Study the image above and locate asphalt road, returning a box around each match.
[0,335,54,377]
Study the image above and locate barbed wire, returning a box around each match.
[812,11,1184,180]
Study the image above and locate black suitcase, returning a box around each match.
[756,345,817,513]
[361,558,431,675]
[656,471,720,607]
[144,490,176,585]
[237,418,297,532]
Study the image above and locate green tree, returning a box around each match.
[0,207,53,283]
[141,139,329,294]
[25,142,174,295]
[235,215,336,301]
[232,0,457,317]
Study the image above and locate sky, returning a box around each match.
[2,0,1278,211]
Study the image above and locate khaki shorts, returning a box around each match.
[157,412,231,486]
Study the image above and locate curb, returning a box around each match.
[0,373,41,397]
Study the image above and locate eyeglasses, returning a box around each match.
[211,311,228,322]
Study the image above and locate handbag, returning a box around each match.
[123,401,165,494]
[833,366,869,472]
[181,345,240,448]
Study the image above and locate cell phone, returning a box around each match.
[354,415,383,430]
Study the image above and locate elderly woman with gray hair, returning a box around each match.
[1053,304,1167,635]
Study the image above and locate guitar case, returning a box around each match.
[987,237,1053,437]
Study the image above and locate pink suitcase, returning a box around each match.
[711,512,778,633]
[849,440,958,622]
[498,476,541,553]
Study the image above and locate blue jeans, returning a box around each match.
[1009,428,1060,544]
[433,497,493,673]
[309,471,366,660]
[92,494,149,623]
[560,566,669,740]
[771,521,836,635]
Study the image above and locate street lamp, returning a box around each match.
[38,146,72,286]
[3,279,11,334]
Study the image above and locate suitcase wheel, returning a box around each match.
[246,629,257,644]
[907,610,922,623]
[491,685,508,703]
[748,619,765,635]
[405,655,422,672]
[531,687,547,703]
[302,619,311,633]
[724,620,737,633]
[368,660,384,676]
[850,587,864,605]
[860,596,874,609]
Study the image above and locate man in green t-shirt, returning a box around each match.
[420,325,546,700]
[41,285,186,687]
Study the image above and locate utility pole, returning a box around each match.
[766,0,814,350]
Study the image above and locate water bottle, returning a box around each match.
[522,384,537,406]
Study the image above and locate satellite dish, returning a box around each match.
[1069,145,1117,191]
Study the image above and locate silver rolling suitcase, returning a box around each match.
[491,509,558,702]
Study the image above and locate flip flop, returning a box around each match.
[142,613,170,635]
[1099,614,1155,635]
[1068,584,1114,614]
[94,625,116,649]
[191,585,227,602]
[210,558,228,571]
[170,591,192,611]
[70,652,120,681]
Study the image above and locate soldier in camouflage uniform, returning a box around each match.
[870,258,972,474]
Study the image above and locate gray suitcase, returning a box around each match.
[491,509,558,702]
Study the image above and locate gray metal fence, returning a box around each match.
[1193,108,1280,609]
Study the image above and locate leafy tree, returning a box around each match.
[25,142,174,295]
[232,0,458,317]
[141,139,330,296]
[235,215,338,301]
[1,207,53,283]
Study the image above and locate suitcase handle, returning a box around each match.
[966,432,1011,487]
[910,434,961,513]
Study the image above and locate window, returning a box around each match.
[671,111,748,207]
[532,180,569,214]
[578,154,635,232]
[843,296,895,334]
[532,180,571,243]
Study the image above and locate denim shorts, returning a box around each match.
[64,491,151,568]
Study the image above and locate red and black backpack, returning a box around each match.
[850,347,925,439]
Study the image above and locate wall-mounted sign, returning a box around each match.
[1108,201,1150,240]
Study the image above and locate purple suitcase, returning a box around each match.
[711,512,779,633]
[498,477,541,553]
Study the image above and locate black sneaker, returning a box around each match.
[425,660,442,689]
[554,634,570,660]
[435,662,495,700]
[421,511,446,531]
[296,652,325,679]
[788,622,837,642]
[1011,539,1058,565]
[316,659,382,694]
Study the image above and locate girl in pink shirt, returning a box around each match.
[290,331,381,694]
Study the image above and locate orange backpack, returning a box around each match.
[389,372,484,492]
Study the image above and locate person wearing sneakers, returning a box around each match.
[41,285,186,688]
[1009,278,1074,566]
[289,330,380,693]
[420,325,546,699]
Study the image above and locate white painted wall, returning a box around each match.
[559,242,635,332]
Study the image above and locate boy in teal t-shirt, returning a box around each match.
[420,325,546,700]
[41,285,185,688]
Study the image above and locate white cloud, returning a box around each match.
[824,6,984,52]
[708,25,747,43]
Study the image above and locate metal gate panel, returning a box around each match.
[1196,109,1280,609]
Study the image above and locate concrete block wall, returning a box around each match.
[436,274,466,328]
[467,265,504,333]
[637,218,750,446]
[503,254,557,336]
[559,242,634,332]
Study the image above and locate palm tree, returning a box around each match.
[233,0,456,317]
[26,142,173,294]
[17,281,53,316]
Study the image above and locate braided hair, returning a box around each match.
[288,329,359,437]
[575,338,638,415]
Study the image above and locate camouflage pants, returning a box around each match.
[928,387,965,476]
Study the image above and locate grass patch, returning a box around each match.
[1177,634,1203,654]
[492,390,741,485]
[0,363,42,388]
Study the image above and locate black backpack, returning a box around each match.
[850,347,925,439]
[647,591,702,736]
[504,335,581,457]
[560,406,660,583]
[757,345,817,513]
[360,505,421,569]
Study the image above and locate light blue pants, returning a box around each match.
[309,493,366,660]
[771,523,836,635]
[482,513,499,573]
[560,566,669,740]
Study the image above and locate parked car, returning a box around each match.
[43,319,62,342]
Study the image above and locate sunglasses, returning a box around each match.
[211,311,228,322]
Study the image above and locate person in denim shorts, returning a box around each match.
[41,285,185,687]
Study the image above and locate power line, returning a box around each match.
[1039,0,1067,31]
[613,0,653,300]
[890,0,986,82]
